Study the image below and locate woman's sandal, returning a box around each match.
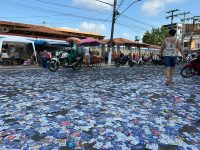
[165,80,171,86]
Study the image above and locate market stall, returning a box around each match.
[0,35,37,65]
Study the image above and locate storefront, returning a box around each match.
[0,34,71,66]
[0,35,37,66]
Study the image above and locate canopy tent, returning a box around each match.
[34,39,69,52]
[34,40,46,45]
[0,35,38,63]
[34,39,69,46]
[66,37,81,44]
[79,37,101,46]
[45,41,69,47]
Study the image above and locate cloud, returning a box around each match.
[141,0,185,16]
[61,26,80,31]
[141,0,165,16]
[79,22,106,34]
[166,0,185,3]
[60,22,106,35]
[122,32,130,38]
[72,0,113,10]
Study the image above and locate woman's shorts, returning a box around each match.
[164,56,177,67]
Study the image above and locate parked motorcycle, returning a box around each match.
[181,55,200,78]
[48,51,83,72]
[114,56,140,67]
[135,57,145,66]
[152,59,163,65]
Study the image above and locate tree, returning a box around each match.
[142,27,168,45]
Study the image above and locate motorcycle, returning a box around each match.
[181,55,200,78]
[152,59,163,65]
[48,50,83,72]
[135,57,145,66]
[114,55,139,67]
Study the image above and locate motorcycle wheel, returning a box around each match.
[137,61,142,67]
[128,61,134,67]
[96,62,101,67]
[72,62,81,70]
[181,66,196,78]
[89,63,93,68]
[115,62,120,67]
[49,60,59,72]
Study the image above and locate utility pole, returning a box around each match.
[192,16,200,30]
[108,0,117,65]
[189,16,200,52]
[179,11,190,52]
[166,9,179,28]
[96,0,141,65]
[179,11,190,37]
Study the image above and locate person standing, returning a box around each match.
[40,50,48,68]
[161,29,185,85]
[105,51,108,64]
[84,47,90,66]
[9,45,16,65]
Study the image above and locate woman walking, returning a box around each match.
[161,29,185,85]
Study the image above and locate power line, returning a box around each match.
[117,0,125,9]
[178,11,191,52]
[116,0,141,19]
[0,0,157,37]
[1,0,111,18]
[34,0,112,14]
[2,0,154,28]
[95,0,113,6]
[116,18,150,30]
[116,22,148,31]
[3,0,110,22]
[0,1,149,32]
[120,15,157,28]
[0,0,111,20]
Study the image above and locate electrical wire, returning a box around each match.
[116,20,149,31]
[34,0,112,14]
[0,0,158,33]
[120,15,158,28]
[2,0,109,22]
[1,0,157,29]
[116,0,141,19]
[95,0,113,6]
[117,0,125,10]
[116,22,145,32]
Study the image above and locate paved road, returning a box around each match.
[0,65,199,149]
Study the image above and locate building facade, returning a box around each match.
[163,23,200,53]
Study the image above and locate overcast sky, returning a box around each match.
[1,0,200,40]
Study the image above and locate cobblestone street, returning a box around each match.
[0,66,199,149]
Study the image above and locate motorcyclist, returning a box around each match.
[67,41,78,65]
[128,53,132,60]
[119,51,124,59]
[119,51,127,63]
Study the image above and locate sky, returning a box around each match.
[0,0,200,40]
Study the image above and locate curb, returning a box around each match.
[0,64,116,71]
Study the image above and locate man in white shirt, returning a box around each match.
[84,47,90,66]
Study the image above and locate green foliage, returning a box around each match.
[142,27,168,45]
